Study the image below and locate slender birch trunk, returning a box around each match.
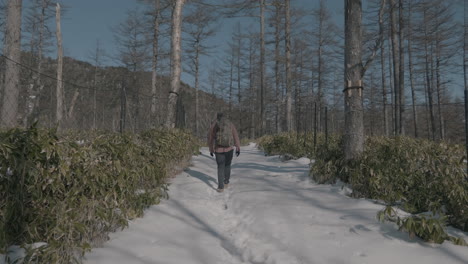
[379,0,388,136]
[285,0,293,131]
[229,44,234,114]
[344,0,364,160]
[195,41,200,137]
[259,0,266,135]
[0,0,22,128]
[398,0,405,135]
[424,10,436,140]
[236,26,242,136]
[151,0,161,127]
[166,0,185,128]
[407,1,418,138]
[274,2,281,134]
[389,0,400,135]
[55,3,64,128]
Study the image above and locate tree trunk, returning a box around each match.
[285,0,293,131]
[274,2,281,134]
[55,3,64,128]
[317,1,324,133]
[229,44,234,114]
[236,25,242,136]
[407,0,418,138]
[151,0,161,127]
[259,0,266,135]
[389,0,400,135]
[398,0,405,135]
[424,10,436,140]
[165,0,185,129]
[344,0,364,160]
[92,40,101,130]
[249,36,256,139]
[24,0,48,127]
[195,41,200,137]
[379,0,388,136]
[0,0,22,128]
[388,37,395,134]
[67,89,79,120]
[435,43,444,140]
[464,0,468,166]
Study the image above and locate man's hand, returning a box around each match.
[236,150,240,157]
[210,152,214,157]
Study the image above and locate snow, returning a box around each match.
[0,243,47,264]
[4,144,468,264]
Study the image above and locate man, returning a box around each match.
[207,112,240,192]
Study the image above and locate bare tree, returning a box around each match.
[344,0,382,160]
[150,0,162,127]
[344,0,364,160]
[166,0,185,128]
[272,0,283,134]
[23,0,55,127]
[398,0,405,135]
[407,0,418,137]
[389,0,400,135]
[113,8,150,132]
[311,0,339,133]
[285,0,292,131]
[55,3,64,128]
[464,0,468,163]
[0,0,22,128]
[184,2,217,137]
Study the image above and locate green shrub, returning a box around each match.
[309,135,467,244]
[0,126,199,263]
[257,132,340,161]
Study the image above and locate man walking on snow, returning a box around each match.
[207,112,241,193]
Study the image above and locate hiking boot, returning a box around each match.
[216,188,224,193]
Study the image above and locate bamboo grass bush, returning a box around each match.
[0,125,199,263]
[258,132,468,245]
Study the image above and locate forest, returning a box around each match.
[0,0,468,263]
[0,0,465,142]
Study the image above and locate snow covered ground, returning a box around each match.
[79,143,467,264]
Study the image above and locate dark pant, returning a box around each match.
[215,150,234,189]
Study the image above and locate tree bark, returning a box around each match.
[424,9,436,140]
[24,0,48,127]
[195,40,201,137]
[55,3,64,128]
[151,0,161,127]
[274,1,281,134]
[285,0,293,131]
[259,0,266,135]
[435,42,444,140]
[379,0,388,136]
[464,0,468,166]
[249,35,256,139]
[344,0,364,161]
[407,0,418,138]
[229,44,234,114]
[0,0,22,128]
[166,0,185,129]
[398,0,405,135]
[236,25,242,136]
[389,0,400,135]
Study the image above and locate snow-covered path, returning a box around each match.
[84,144,468,264]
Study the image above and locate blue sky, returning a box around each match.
[60,0,343,62]
[39,0,464,98]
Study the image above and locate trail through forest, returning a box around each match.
[84,143,468,264]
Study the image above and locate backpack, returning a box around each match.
[215,118,233,147]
